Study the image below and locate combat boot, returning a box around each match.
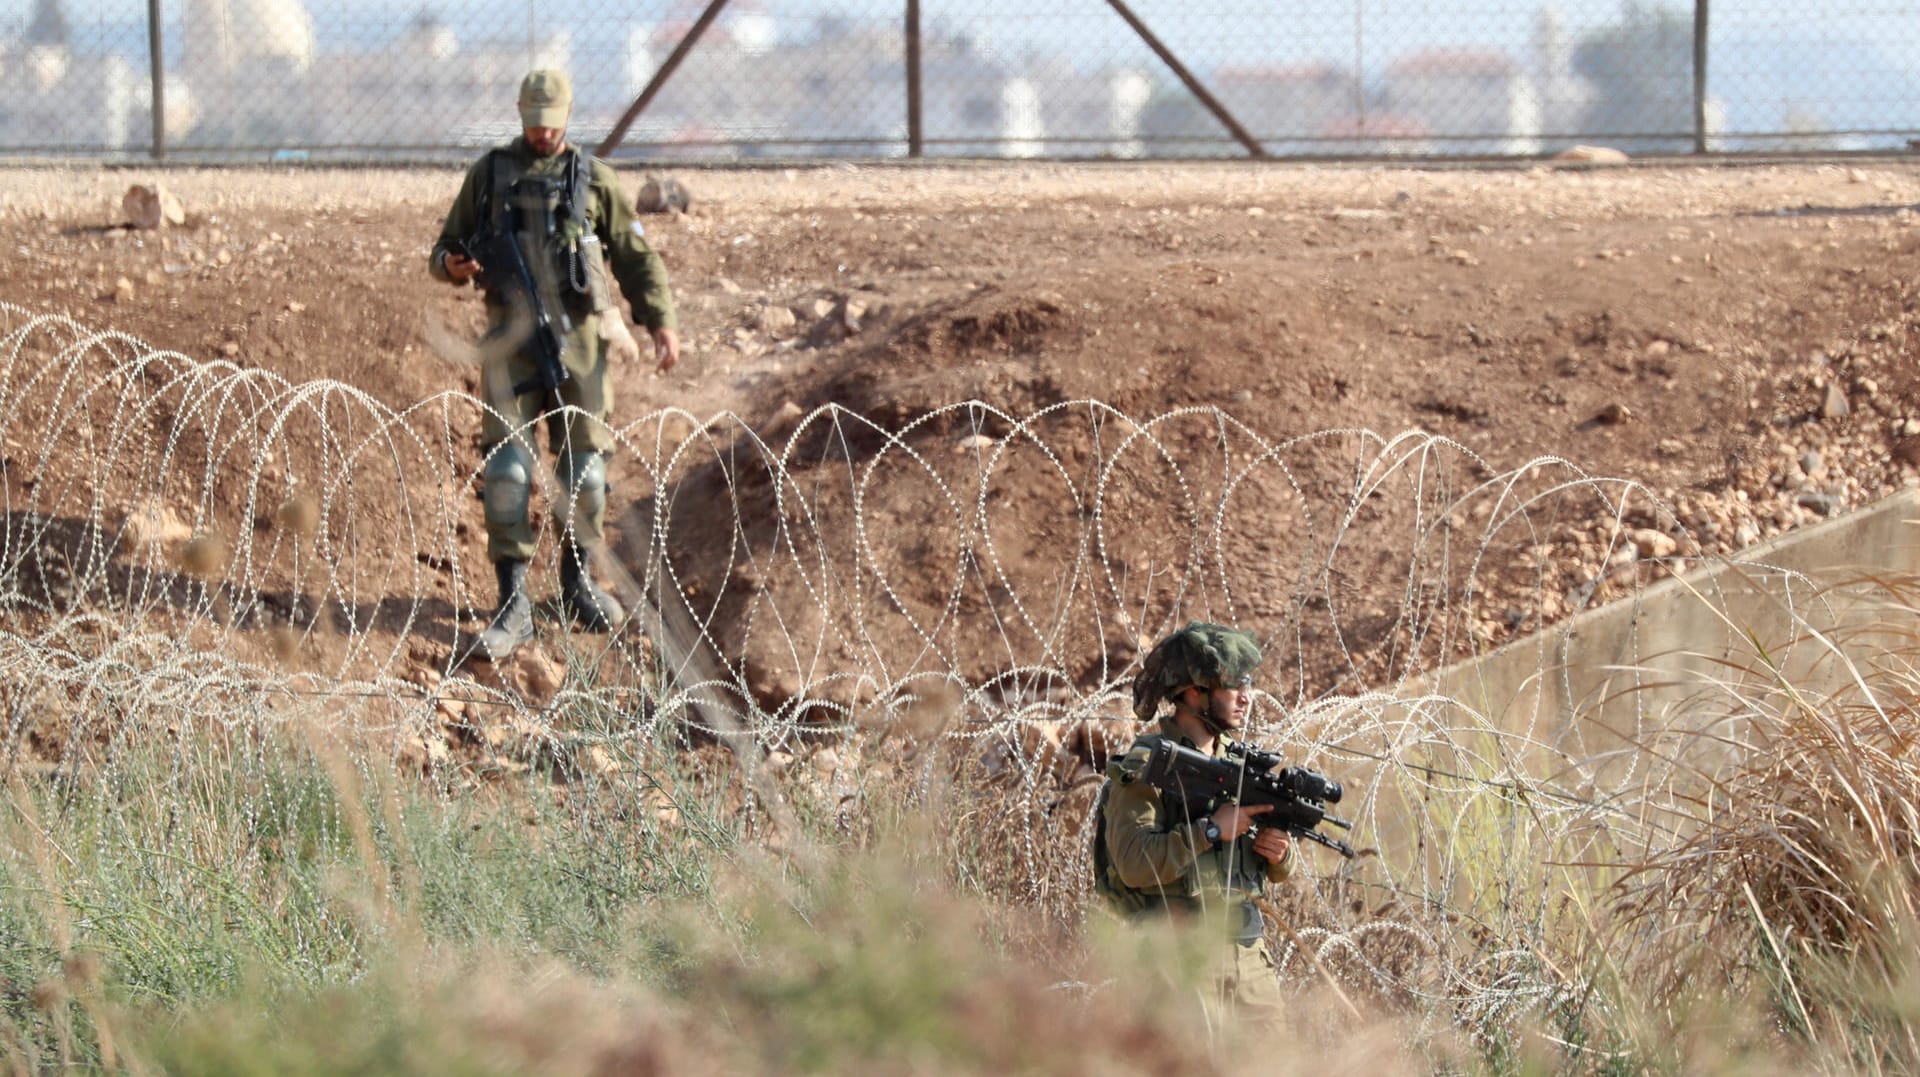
[473,558,534,661]
[560,545,624,632]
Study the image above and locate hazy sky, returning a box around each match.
[7,0,1911,66]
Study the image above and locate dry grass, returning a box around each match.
[1604,604,1920,1070]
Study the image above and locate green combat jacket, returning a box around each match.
[430,136,677,333]
[1094,718,1296,934]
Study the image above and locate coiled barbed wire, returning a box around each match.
[0,300,1889,1035]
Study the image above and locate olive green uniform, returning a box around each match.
[430,136,676,562]
[1095,717,1297,1021]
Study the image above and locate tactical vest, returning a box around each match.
[483,145,614,316]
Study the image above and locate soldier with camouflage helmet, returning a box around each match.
[431,69,680,662]
[1093,621,1310,1021]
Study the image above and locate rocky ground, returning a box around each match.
[4,159,1920,711]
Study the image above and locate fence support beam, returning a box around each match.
[1693,0,1710,153]
[597,0,732,159]
[147,0,166,159]
[906,0,924,157]
[1104,0,1265,158]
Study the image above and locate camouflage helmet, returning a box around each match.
[1131,621,1263,722]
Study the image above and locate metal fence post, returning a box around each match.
[1103,0,1266,158]
[1693,0,1709,153]
[597,0,733,159]
[147,0,166,159]
[906,0,923,157]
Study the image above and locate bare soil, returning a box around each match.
[5,160,1920,706]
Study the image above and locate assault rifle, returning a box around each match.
[449,232,570,398]
[1141,739,1357,858]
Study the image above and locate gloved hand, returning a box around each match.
[598,314,642,365]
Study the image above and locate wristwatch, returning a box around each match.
[1201,818,1222,846]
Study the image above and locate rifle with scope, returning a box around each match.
[1141,739,1356,858]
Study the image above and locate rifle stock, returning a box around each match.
[1140,739,1357,858]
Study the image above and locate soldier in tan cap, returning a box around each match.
[431,69,680,662]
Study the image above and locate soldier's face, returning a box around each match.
[1181,685,1250,731]
[525,125,567,156]
[1205,686,1252,729]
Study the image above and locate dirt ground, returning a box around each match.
[5,159,1920,707]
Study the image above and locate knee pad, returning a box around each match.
[553,450,608,538]
[481,442,534,533]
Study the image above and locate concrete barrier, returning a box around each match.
[1317,489,1920,894]
[1409,487,1920,781]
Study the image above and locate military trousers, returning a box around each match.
[478,308,615,563]
[1204,937,1287,1034]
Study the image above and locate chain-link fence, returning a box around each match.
[2,1,1917,161]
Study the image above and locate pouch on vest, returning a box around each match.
[1091,779,1159,916]
[579,233,616,314]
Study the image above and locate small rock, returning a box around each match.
[808,298,865,347]
[1800,449,1823,476]
[756,304,797,337]
[1554,145,1630,166]
[119,499,192,554]
[763,399,807,439]
[1822,382,1850,419]
[634,175,691,214]
[220,341,240,358]
[1591,402,1632,426]
[1796,491,1840,517]
[954,433,996,454]
[518,648,565,704]
[716,277,741,295]
[122,183,186,230]
[397,730,451,774]
[110,277,135,303]
[1629,528,1678,559]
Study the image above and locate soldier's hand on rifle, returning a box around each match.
[1251,826,1292,862]
[442,251,482,284]
[1210,802,1272,842]
[599,314,642,365]
[652,327,681,374]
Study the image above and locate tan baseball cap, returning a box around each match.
[517,69,572,128]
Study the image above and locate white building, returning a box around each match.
[1382,48,1541,156]
[184,0,314,76]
